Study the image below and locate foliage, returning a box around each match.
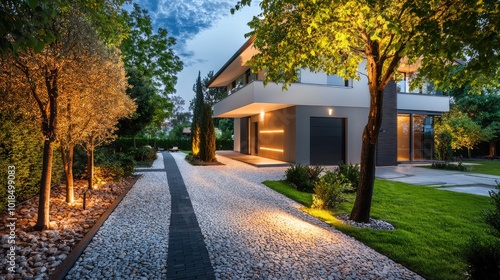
[484,181,500,238]
[118,3,183,137]
[435,108,492,157]
[431,161,472,172]
[0,0,126,54]
[448,86,500,157]
[127,146,158,162]
[190,71,228,109]
[0,112,59,212]
[234,0,500,223]
[435,130,453,161]
[90,147,136,183]
[462,236,500,280]
[191,72,204,155]
[337,162,360,193]
[285,164,324,193]
[199,104,217,162]
[217,118,234,141]
[313,171,349,210]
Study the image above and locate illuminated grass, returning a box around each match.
[262,179,493,280]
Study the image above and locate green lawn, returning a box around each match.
[262,179,493,280]
[465,160,500,176]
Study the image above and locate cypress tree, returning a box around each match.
[191,72,204,155]
[199,103,216,162]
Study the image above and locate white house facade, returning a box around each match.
[208,38,450,166]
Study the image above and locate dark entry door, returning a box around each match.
[240,118,249,154]
[310,117,345,165]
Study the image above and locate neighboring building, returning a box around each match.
[207,37,450,166]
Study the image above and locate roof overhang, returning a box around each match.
[207,36,259,88]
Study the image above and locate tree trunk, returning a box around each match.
[34,140,54,231]
[490,140,497,157]
[60,144,75,204]
[87,143,94,190]
[350,87,384,223]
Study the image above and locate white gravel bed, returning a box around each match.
[173,152,423,280]
[65,153,170,280]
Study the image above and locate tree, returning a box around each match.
[199,104,217,162]
[449,87,500,157]
[117,68,156,145]
[234,0,500,222]
[118,3,183,138]
[1,0,126,54]
[191,72,204,155]
[1,1,127,230]
[435,107,492,158]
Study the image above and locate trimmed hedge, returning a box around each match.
[113,137,233,152]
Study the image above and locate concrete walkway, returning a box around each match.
[376,164,500,196]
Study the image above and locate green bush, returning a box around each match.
[484,181,500,237]
[312,171,349,210]
[462,236,500,280]
[431,161,471,171]
[337,162,360,193]
[92,147,136,182]
[127,145,157,162]
[285,164,324,193]
[0,112,63,212]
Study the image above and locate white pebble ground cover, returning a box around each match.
[176,152,423,280]
[65,154,170,280]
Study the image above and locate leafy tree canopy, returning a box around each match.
[1,0,127,53]
[120,3,183,97]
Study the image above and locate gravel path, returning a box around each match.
[63,152,423,279]
[176,152,423,280]
[65,154,170,280]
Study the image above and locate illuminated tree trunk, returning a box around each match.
[60,144,75,204]
[350,87,384,222]
[87,135,95,190]
[34,68,58,231]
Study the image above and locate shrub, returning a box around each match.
[484,181,500,237]
[462,236,500,280]
[431,161,471,171]
[312,171,349,210]
[88,147,136,182]
[127,145,157,162]
[337,162,360,193]
[285,164,324,193]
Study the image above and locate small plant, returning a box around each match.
[431,161,471,172]
[312,171,349,210]
[462,181,500,279]
[285,164,324,193]
[462,236,500,280]
[484,181,500,237]
[337,162,360,193]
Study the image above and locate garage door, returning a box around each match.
[310,117,345,165]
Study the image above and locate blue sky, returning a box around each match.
[131,0,262,110]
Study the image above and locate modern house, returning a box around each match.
[207,37,450,166]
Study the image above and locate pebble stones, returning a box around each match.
[174,153,423,280]
[65,153,169,280]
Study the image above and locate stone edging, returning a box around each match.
[48,175,141,280]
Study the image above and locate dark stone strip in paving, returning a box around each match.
[163,152,215,280]
[135,168,166,172]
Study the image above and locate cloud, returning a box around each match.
[135,0,235,60]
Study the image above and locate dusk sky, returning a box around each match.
[129,0,262,110]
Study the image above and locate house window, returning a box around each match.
[397,114,435,161]
[327,74,350,87]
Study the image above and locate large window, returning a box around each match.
[397,114,435,161]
